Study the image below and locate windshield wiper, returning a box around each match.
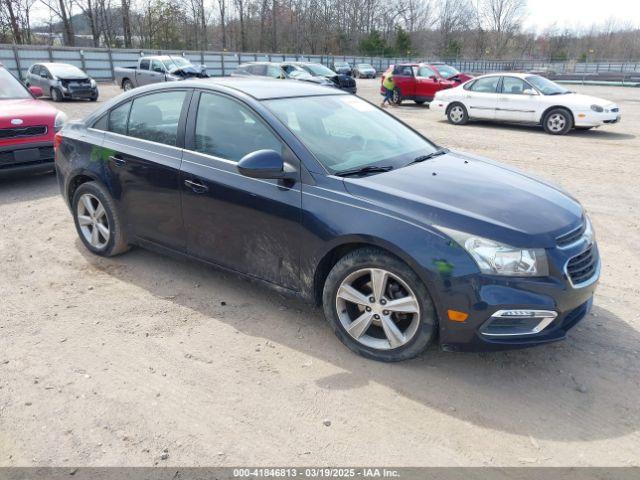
[335,165,394,177]
[409,148,449,165]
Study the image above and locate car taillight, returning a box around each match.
[54,132,63,152]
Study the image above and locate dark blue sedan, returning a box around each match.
[54,78,600,362]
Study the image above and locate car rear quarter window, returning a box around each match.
[127,91,187,146]
[469,76,500,93]
[193,92,283,162]
[108,101,131,135]
[92,114,108,131]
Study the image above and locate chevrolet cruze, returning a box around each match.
[55,78,600,362]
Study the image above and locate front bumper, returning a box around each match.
[60,86,99,100]
[0,141,55,177]
[574,109,621,127]
[437,243,600,352]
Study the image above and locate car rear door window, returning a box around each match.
[108,101,132,135]
[248,64,267,76]
[127,91,186,146]
[193,92,283,162]
[140,59,150,70]
[469,77,500,93]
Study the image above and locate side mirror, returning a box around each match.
[523,89,537,96]
[430,75,438,81]
[237,149,295,180]
[29,86,43,97]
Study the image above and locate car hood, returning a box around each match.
[550,92,616,108]
[342,151,583,248]
[0,98,58,129]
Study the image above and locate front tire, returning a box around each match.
[322,248,437,362]
[543,108,573,135]
[50,88,63,102]
[447,102,468,125]
[72,182,129,257]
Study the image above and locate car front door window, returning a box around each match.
[193,92,284,162]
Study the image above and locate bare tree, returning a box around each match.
[479,0,526,57]
[40,0,75,45]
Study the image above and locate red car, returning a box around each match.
[381,62,473,105]
[0,64,66,177]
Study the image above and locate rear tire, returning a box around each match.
[322,248,437,362]
[543,108,573,135]
[447,102,468,125]
[122,79,134,91]
[392,88,403,105]
[72,181,129,257]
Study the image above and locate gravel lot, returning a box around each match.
[1,79,639,466]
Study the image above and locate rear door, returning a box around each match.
[495,76,538,123]
[414,65,439,99]
[392,65,415,98]
[464,76,500,120]
[102,89,191,250]
[180,90,303,289]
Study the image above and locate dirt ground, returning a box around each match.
[1,80,639,467]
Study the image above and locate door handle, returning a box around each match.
[109,155,126,167]
[184,179,209,193]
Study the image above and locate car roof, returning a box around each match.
[137,76,347,100]
[475,72,532,79]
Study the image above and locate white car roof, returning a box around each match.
[475,72,532,79]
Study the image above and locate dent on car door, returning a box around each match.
[101,89,190,250]
[180,90,303,289]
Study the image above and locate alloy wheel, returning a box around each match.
[547,113,567,133]
[77,193,110,249]
[335,268,421,350]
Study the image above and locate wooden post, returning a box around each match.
[13,45,22,80]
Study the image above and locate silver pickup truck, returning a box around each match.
[114,55,208,91]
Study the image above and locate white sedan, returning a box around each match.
[431,73,621,135]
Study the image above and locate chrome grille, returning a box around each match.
[0,125,48,140]
[566,245,598,286]
[556,223,585,247]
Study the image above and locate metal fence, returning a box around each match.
[2,44,640,82]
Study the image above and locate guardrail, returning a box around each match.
[1,44,639,82]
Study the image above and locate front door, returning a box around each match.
[102,89,190,250]
[495,76,538,123]
[180,90,302,290]
[414,65,440,100]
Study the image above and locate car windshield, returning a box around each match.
[48,64,85,77]
[164,57,192,71]
[265,95,437,174]
[358,64,373,69]
[302,64,336,76]
[525,75,569,95]
[0,68,31,99]
[435,65,460,79]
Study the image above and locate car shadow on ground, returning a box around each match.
[79,244,640,443]
[435,119,636,140]
[0,172,58,206]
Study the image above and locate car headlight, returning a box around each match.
[439,227,549,277]
[583,215,595,244]
[54,110,68,132]
[90,78,96,88]
[591,104,604,113]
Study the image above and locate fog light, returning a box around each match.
[480,310,557,337]
[447,310,468,322]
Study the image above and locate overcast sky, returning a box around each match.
[523,0,640,32]
[30,0,640,31]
